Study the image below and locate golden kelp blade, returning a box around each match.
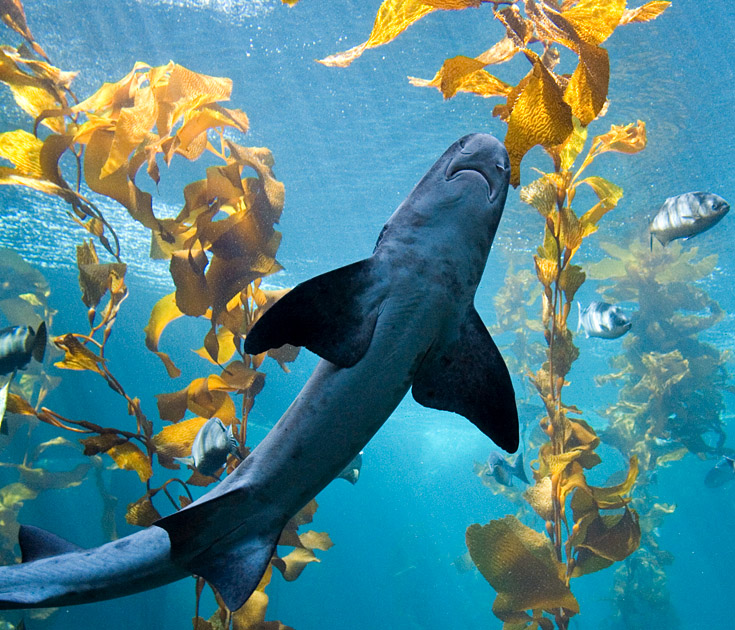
[409,38,517,98]
[467,516,579,621]
[144,292,184,377]
[76,240,127,309]
[186,375,238,424]
[572,508,641,576]
[0,0,49,60]
[125,494,162,528]
[152,416,209,459]
[53,334,106,374]
[561,0,626,46]
[620,1,671,25]
[229,565,277,628]
[272,547,320,582]
[318,0,437,67]
[563,41,609,125]
[0,128,42,176]
[0,48,67,133]
[107,442,153,483]
[590,119,647,156]
[504,51,573,187]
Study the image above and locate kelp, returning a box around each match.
[467,120,647,627]
[583,238,730,626]
[321,0,668,186]
[0,5,321,629]
[590,239,729,465]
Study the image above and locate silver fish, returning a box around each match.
[0,322,46,376]
[704,456,735,488]
[649,191,729,247]
[484,450,528,487]
[0,381,9,436]
[0,133,517,612]
[577,301,631,339]
[336,451,363,485]
[177,417,239,477]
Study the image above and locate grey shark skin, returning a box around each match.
[0,133,518,612]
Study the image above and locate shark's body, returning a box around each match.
[0,133,518,612]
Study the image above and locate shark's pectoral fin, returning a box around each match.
[242,258,382,368]
[155,490,284,612]
[18,525,83,562]
[412,306,519,452]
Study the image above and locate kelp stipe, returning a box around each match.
[0,2,332,628]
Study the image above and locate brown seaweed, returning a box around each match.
[0,4,320,628]
[321,0,668,185]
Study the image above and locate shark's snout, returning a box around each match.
[445,133,510,203]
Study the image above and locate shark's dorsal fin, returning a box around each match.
[242,258,382,368]
[19,525,82,562]
[412,306,519,453]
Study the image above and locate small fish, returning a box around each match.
[704,455,735,488]
[577,302,632,339]
[452,550,474,574]
[649,191,729,247]
[177,417,239,477]
[0,322,47,376]
[484,451,529,487]
[336,451,363,485]
[0,381,9,436]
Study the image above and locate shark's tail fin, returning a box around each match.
[155,489,283,612]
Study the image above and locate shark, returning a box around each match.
[0,132,518,612]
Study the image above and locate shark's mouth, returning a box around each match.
[445,165,495,202]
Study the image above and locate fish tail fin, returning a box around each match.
[226,424,239,456]
[514,452,530,484]
[155,489,284,612]
[31,322,46,363]
[649,232,653,252]
[576,303,582,333]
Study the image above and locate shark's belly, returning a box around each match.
[212,294,439,523]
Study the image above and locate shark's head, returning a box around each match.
[374,134,511,282]
[443,133,510,209]
[389,133,510,242]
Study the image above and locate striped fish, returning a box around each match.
[577,302,631,339]
[650,192,729,247]
[0,322,47,376]
[176,417,240,477]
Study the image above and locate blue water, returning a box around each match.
[0,1,734,628]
